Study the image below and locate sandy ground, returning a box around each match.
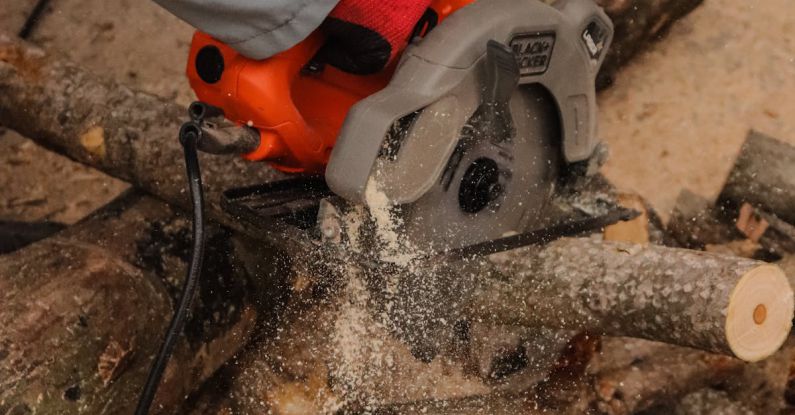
[0,0,193,223]
[1,0,195,104]
[0,129,126,224]
[598,0,795,219]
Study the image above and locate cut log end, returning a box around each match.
[726,264,793,362]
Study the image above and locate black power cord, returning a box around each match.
[135,124,206,415]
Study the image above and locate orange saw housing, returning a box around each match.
[186,0,474,174]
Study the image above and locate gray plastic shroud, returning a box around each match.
[325,0,613,204]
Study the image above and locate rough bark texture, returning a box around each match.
[0,192,257,414]
[719,130,795,226]
[465,237,790,359]
[0,34,282,224]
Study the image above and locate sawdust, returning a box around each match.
[326,181,490,412]
[341,204,366,254]
[328,266,491,412]
[329,270,390,412]
[0,130,127,224]
[363,178,426,268]
[266,368,343,415]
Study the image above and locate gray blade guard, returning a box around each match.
[326,0,613,204]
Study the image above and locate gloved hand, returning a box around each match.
[318,0,433,75]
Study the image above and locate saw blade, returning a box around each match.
[393,83,562,253]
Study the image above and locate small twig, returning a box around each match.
[18,0,52,39]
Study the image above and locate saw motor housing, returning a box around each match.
[186,0,474,173]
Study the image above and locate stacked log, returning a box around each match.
[663,131,795,412]
[0,193,257,414]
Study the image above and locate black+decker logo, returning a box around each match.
[509,32,555,76]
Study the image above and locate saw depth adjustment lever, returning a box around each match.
[481,39,520,142]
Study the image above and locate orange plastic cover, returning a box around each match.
[186,0,474,173]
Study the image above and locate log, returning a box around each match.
[671,133,795,256]
[668,188,795,259]
[0,33,282,224]
[734,203,795,257]
[465,237,794,362]
[667,189,739,249]
[586,338,744,415]
[0,192,256,414]
[719,131,795,226]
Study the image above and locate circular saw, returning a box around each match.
[182,0,614,254]
[138,1,616,408]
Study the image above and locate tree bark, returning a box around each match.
[465,237,793,362]
[719,130,795,226]
[0,192,257,414]
[586,338,744,415]
[0,33,282,223]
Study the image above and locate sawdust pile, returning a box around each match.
[321,178,488,411]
